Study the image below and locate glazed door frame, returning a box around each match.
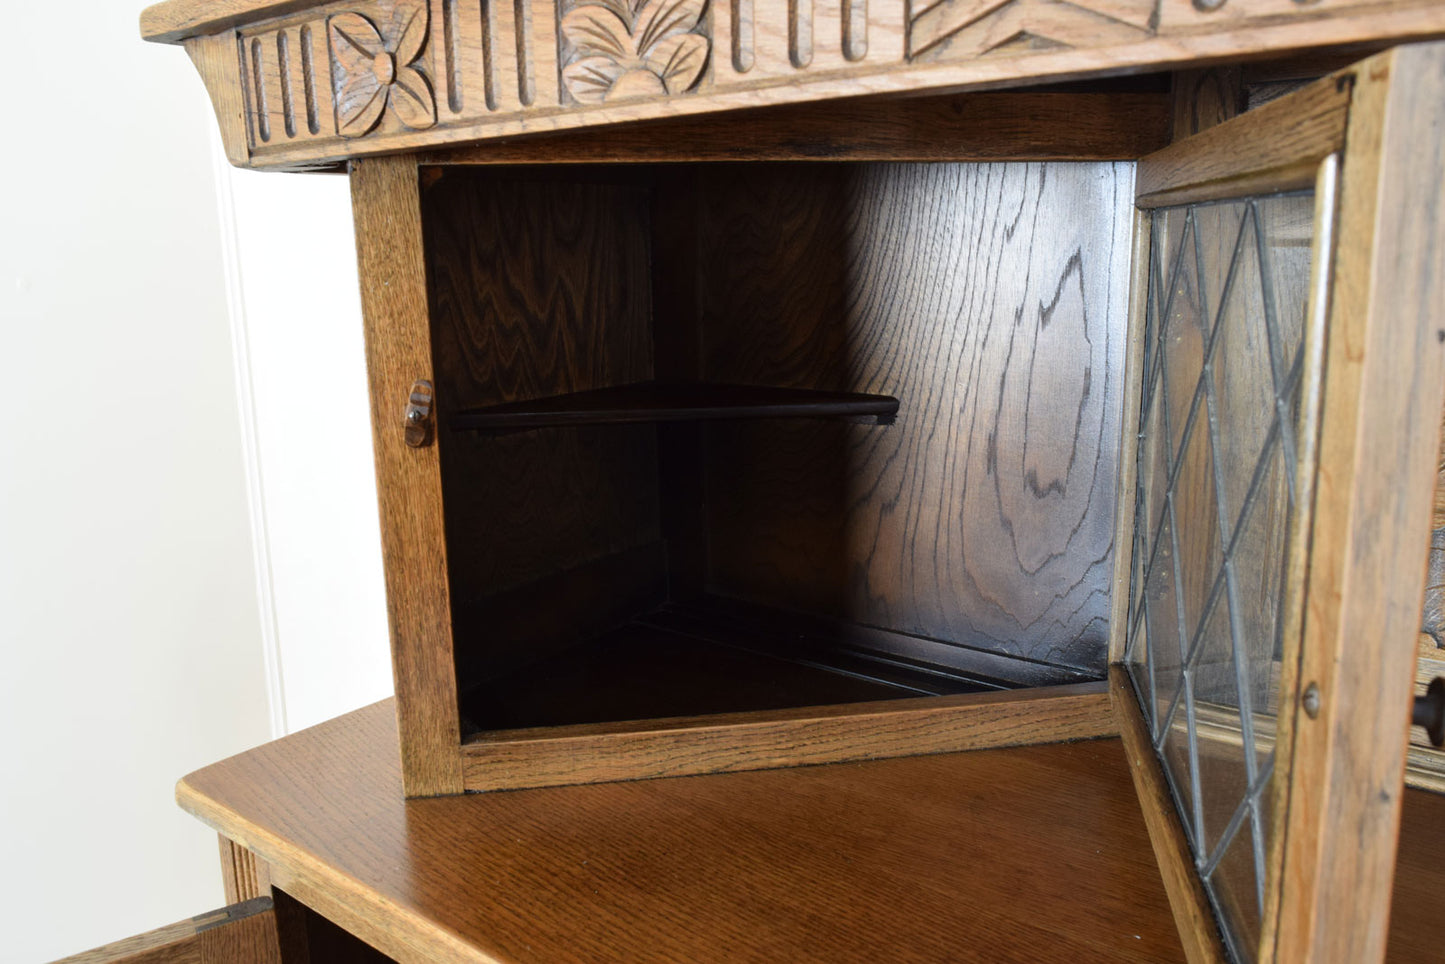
[1110,41,1445,964]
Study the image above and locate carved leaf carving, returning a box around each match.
[390,67,437,128]
[648,33,708,94]
[635,0,706,52]
[561,0,710,104]
[562,57,631,104]
[560,6,633,59]
[392,4,429,63]
[327,3,436,138]
[329,14,387,136]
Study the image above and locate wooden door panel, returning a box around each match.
[1114,41,1445,964]
[53,898,281,964]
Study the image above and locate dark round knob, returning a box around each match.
[1413,677,1445,748]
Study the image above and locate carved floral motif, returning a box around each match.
[561,0,710,105]
[328,4,436,137]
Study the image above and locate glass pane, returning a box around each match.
[1128,191,1316,962]
[1194,596,1248,855]
[1160,215,1207,467]
[1144,513,1184,732]
[1174,403,1221,645]
[1211,807,1265,962]
[1209,206,1274,529]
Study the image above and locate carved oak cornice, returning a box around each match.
[143,0,1445,169]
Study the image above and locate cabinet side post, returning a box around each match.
[1106,208,1151,666]
[350,155,464,797]
[1272,42,1445,964]
[220,834,273,903]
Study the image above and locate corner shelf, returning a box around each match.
[449,382,900,432]
[456,597,994,735]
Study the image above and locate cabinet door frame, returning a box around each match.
[351,154,466,798]
[53,897,282,964]
[1111,41,1445,964]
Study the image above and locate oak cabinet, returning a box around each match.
[132,1,1445,960]
[392,155,1131,794]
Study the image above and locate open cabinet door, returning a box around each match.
[52,897,282,964]
[1112,42,1445,964]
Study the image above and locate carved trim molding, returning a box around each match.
[328,4,437,136]
[180,0,1445,166]
[560,0,711,104]
[908,0,1156,62]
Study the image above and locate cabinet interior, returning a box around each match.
[419,159,1134,737]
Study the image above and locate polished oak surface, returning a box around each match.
[178,700,1185,964]
[1387,785,1445,962]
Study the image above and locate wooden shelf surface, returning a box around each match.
[177,700,1188,963]
[448,382,899,432]
[457,601,994,734]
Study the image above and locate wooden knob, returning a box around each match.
[1414,677,1445,748]
[404,379,435,448]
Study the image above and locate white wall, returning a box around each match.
[0,6,271,961]
[215,162,393,735]
[0,4,391,960]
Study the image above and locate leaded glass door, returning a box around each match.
[1128,183,1323,962]
[1112,43,1445,964]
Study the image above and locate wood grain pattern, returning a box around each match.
[1111,668,1228,964]
[1136,70,1349,208]
[350,155,464,797]
[1272,42,1445,964]
[462,681,1117,789]
[1169,67,1245,141]
[220,835,273,903]
[144,0,1445,170]
[1387,785,1445,963]
[422,169,661,668]
[55,899,280,964]
[143,0,323,43]
[176,698,1185,964]
[698,161,1132,674]
[462,678,1112,779]
[424,91,1173,164]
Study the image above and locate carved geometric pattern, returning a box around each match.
[240,20,337,147]
[908,0,1154,62]
[328,2,437,137]
[561,0,711,104]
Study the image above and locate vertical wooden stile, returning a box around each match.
[1270,43,1445,964]
[1107,207,1152,666]
[350,155,464,797]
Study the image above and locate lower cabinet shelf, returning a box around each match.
[457,599,992,734]
[455,598,1117,792]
